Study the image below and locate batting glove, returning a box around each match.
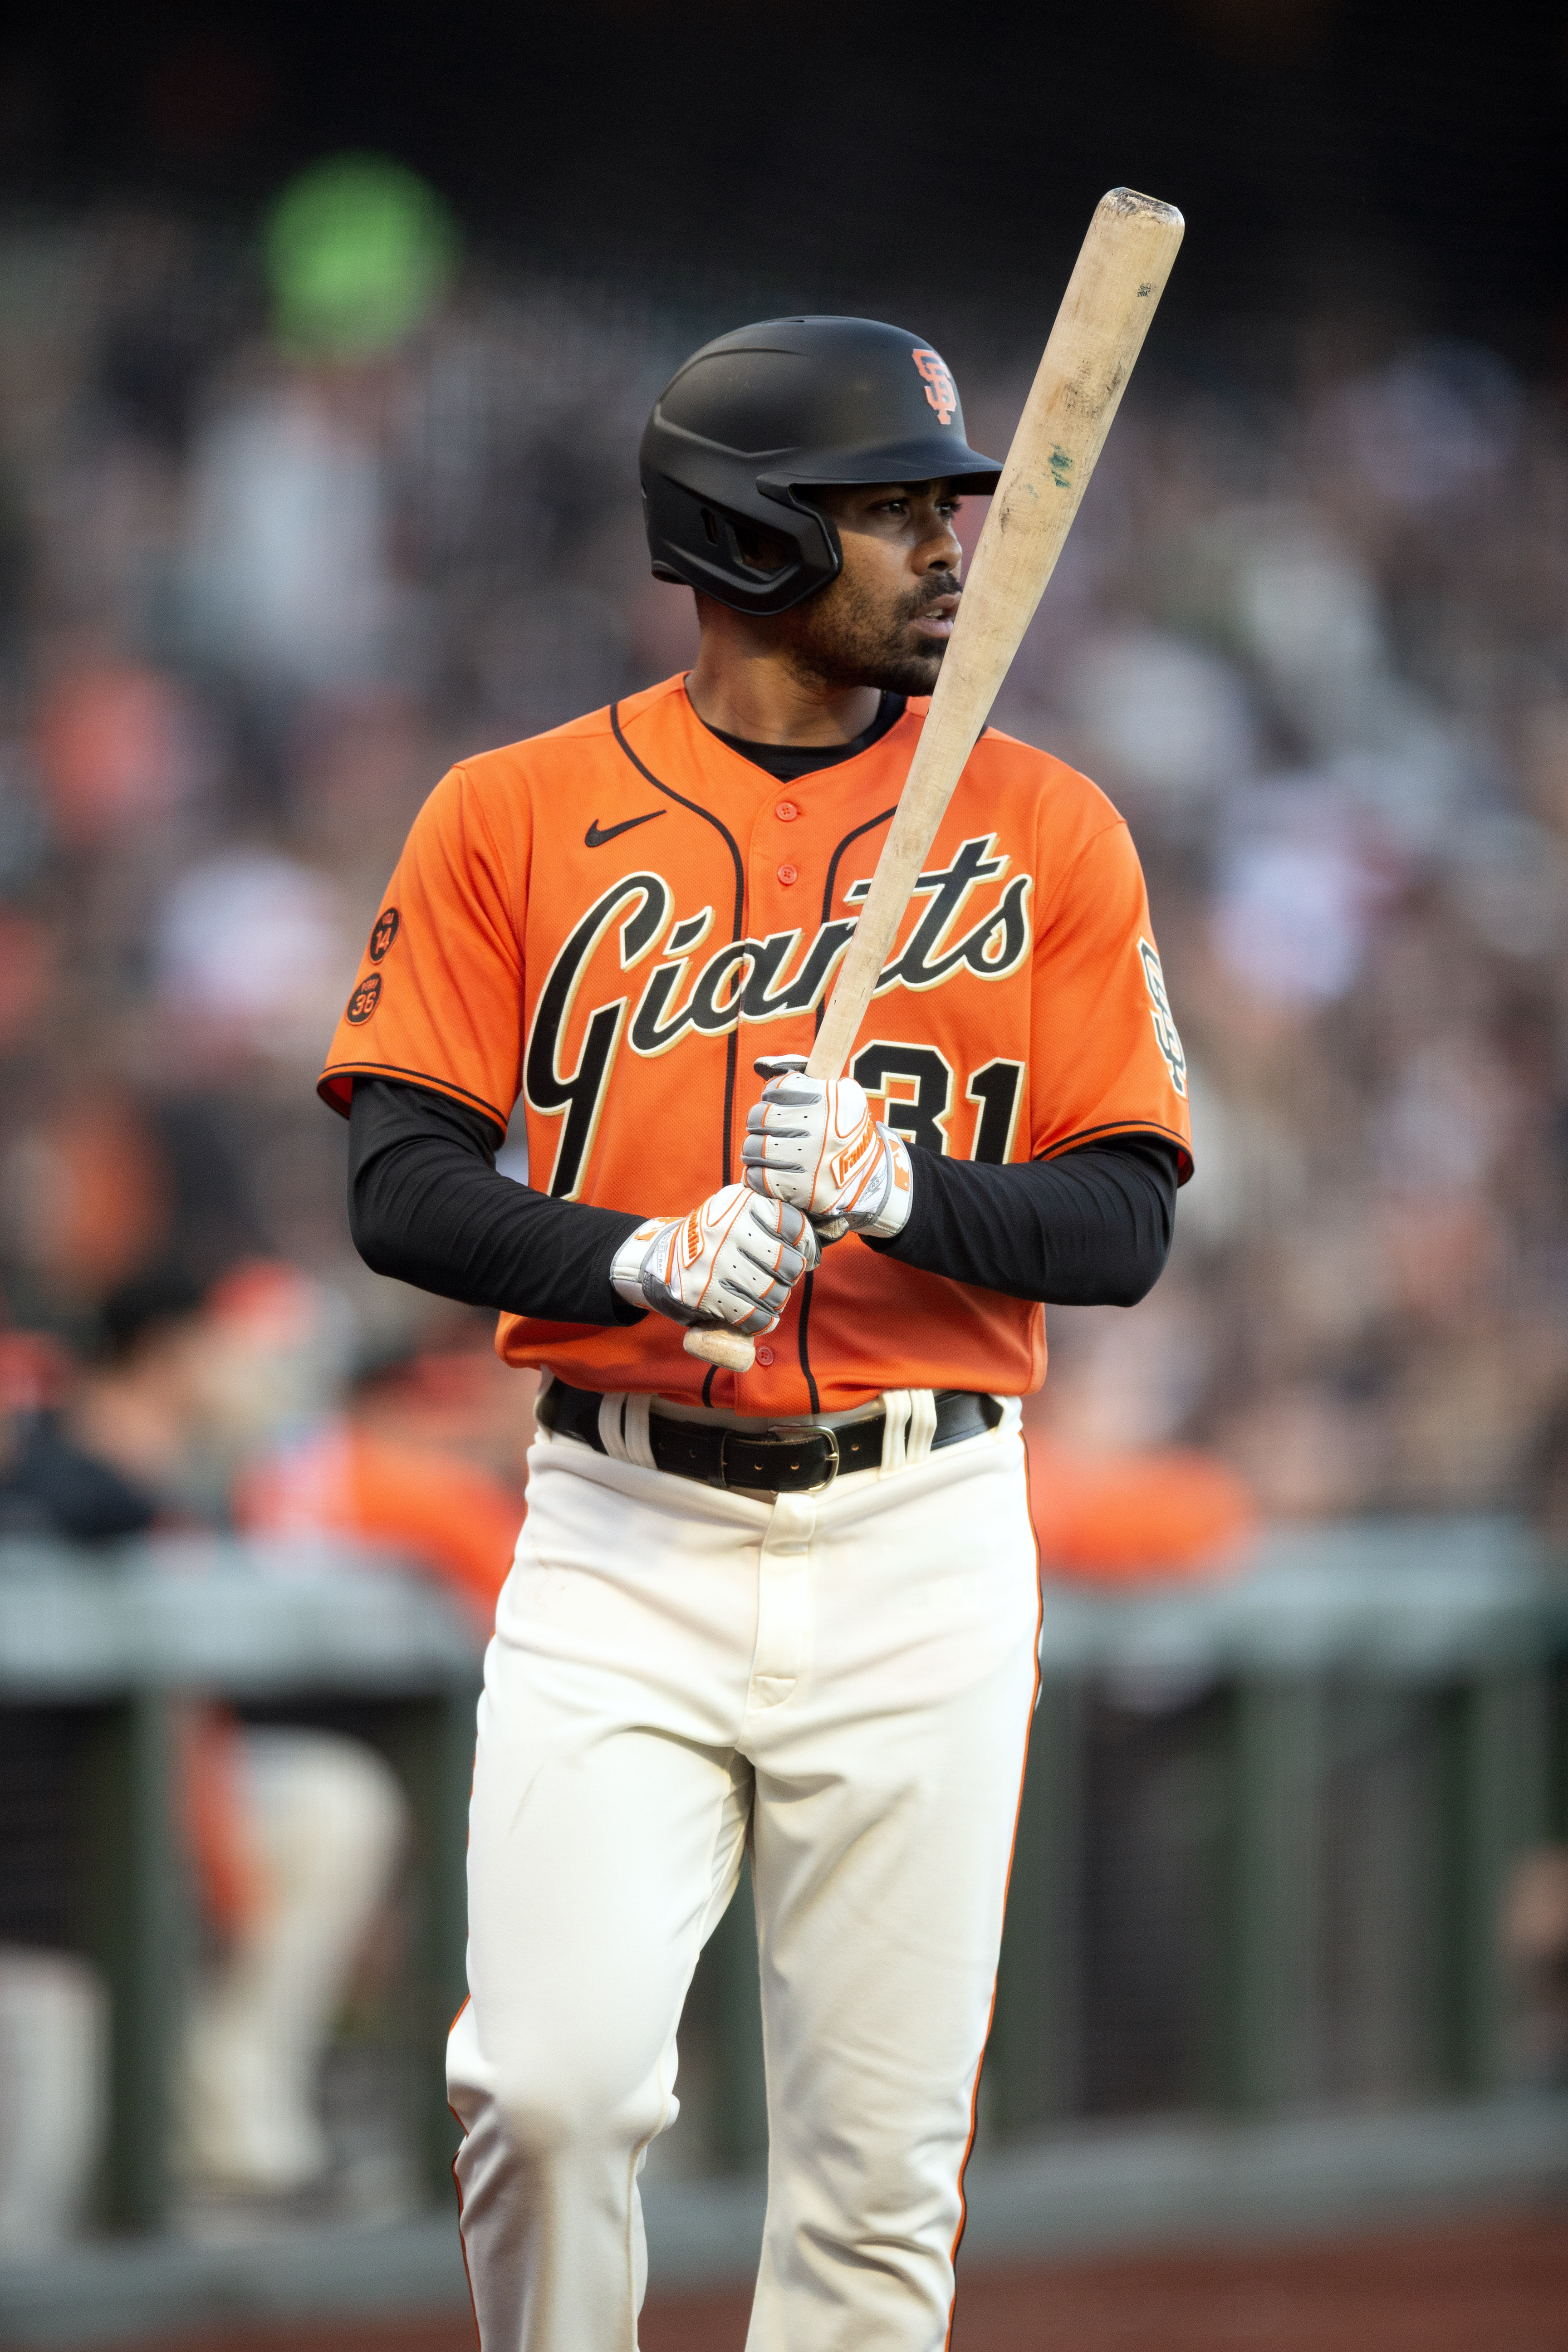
[610,1182,820,1337]
[741,1056,913,1240]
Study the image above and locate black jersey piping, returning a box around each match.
[318,1062,508,1137]
[795,1274,820,1416]
[813,805,898,1034]
[1036,1119,1191,1169]
[610,702,746,1188]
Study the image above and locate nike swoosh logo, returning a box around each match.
[586,811,664,848]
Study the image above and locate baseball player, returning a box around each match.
[320,316,1191,2350]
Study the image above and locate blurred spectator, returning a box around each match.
[1209,786,1396,1011]
[0,1272,525,2209]
[153,850,354,1072]
[182,380,401,692]
[1061,627,1258,810]
[1023,1314,1257,1585]
[64,1259,344,1518]
[30,661,211,848]
[198,1318,526,2192]
[238,1339,526,1626]
[0,1948,106,2253]
[176,1720,405,2195]
[1316,341,1523,514]
[0,1264,410,2205]
[64,1262,412,2195]
[65,1262,226,1511]
[1501,1847,1568,2087]
[1026,1437,1257,1586]
[1,1098,171,1318]
[0,1324,152,1538]
[0,1322,131,2251]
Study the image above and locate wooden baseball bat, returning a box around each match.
[687,186,1185,1376]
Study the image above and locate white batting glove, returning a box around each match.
[741,1056,913,1240]
[610,1182,820,1337]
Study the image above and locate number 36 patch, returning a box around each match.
[1139,939,1187,1099]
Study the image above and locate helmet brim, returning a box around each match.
[761,438,1002,499]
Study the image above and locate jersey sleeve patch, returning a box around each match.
[345,972,382,1025]
[1139,938,1187,1100]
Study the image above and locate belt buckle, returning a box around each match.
[717,1424,840,1494]
[775,1423,839,1494]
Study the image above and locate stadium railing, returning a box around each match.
[1,1516,1564,2237]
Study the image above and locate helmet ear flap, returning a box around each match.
[756,480,843,573]
[641,475,842,615]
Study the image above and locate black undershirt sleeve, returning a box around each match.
[869,1135,1179,1307]
[346,1077,1179,1324]
[348,1078,645,1326]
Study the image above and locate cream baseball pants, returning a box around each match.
[447,1396,1041,2351]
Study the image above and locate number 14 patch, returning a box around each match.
[1139,939,1187,1099]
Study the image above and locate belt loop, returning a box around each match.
[906,1391,939,1465]
[880,1391,936,1475]
[598,1392,631,1460]
[880,1390,913,1476]
[622,1392,657,1471]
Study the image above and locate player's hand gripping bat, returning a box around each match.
[686,186,1185,1376]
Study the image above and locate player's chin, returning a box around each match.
[864,638,946,699]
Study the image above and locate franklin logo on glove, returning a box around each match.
[610,1182,820,1336]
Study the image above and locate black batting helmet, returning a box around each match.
[640,316,1002,617]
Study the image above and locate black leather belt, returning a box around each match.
[537,1377,1002,1494]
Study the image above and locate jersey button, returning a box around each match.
[777,862,799,886]
[775,800,799,823]
[755,1344,775,1366]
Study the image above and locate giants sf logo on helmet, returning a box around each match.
[912,349,957,426]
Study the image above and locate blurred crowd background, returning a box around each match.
[0,163,1563,1527]
[2,0,1568,2312]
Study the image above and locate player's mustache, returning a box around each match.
[901,573,962,622]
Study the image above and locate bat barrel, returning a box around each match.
[809,188,1184,1084]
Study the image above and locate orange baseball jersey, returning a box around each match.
[319,673,1191,1413]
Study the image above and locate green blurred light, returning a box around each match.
[265,154,459,358]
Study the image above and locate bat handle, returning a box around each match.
[683,1324,757,1373]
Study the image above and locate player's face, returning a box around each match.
[783,481,965,698]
